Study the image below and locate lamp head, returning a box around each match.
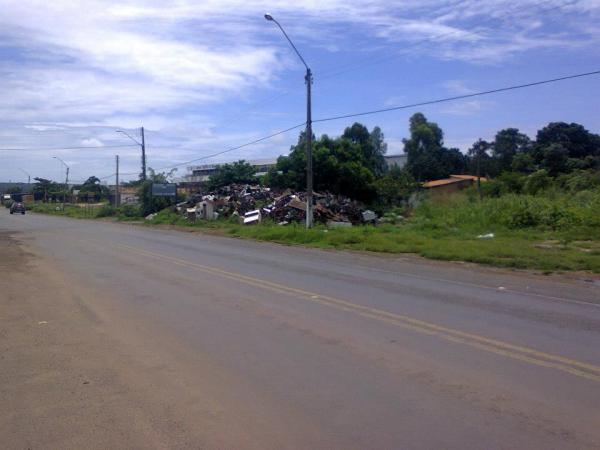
[264,13,274,21]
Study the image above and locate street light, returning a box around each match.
[116,128,147,181]
[19,168,31,185]
[52,156,69,186]
[265,13,314,228]
[53,156,70,209]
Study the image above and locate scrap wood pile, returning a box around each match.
[177,184,377,226]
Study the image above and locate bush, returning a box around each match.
[117,204,141,217]
[96,205,116,217]
[523,170,553,195]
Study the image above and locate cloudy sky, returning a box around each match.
[1,0,599,183]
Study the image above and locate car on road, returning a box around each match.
[10,202,26,215]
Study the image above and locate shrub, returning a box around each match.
[117,204,140,217]
[96,205,116,217]
[523,170,553,195]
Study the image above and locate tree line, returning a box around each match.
[208,112,600,206]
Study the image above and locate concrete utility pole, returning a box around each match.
[141,127,147,181]
[265,13,313,228]
[53,156,70,209]
[116,127,147,181]
[115,155,120,207]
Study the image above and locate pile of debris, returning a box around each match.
[177,184,378,226]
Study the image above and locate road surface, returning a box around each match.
[1,210,599,449]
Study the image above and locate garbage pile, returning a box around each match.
[177,184,377,226]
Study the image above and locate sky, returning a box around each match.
[1,0,599,183]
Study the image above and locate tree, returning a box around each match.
[147,167,177,183]
[32,177,61,202]
[206,160,256,190]
[468,139,498,177]
[535,122,600,160]
[511,153,536,173]
[75,176,109,201]
[541,143,569,176]
[403,113,466,181]
[269,123,387,202]
[492,128,531,172]
[372,166,417,209]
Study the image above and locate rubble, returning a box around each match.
[176,183,378,226]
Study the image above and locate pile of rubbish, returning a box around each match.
[177,184,378,226]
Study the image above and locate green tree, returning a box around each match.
[535,122,600,160]
[32,177,61,202]
[492,128,531,172]
[541,143,569,176]
[76,176,109,201]
[269,124,387,202]
[467,139,496,177]
[511,153,536,173]
[403,113,467,180]
[206,160,256,190]
[372,166,417,209]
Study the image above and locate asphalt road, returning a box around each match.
[1,210,600,449]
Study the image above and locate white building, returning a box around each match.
[384,154,408,169]
[181,158,279,183]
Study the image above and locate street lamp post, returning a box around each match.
[265,13,313,228]
[19,168,31,185]
[116,128,147,181]
[53,156,70,209]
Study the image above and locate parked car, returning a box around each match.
[10,202,26,215]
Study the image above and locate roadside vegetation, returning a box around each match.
[26,113,600,273]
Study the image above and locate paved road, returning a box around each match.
[1,211,599,449]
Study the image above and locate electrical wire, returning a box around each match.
[100,122,307,179]
[313,69,600,123]
[0,144,138,152]
[80,69,600,181]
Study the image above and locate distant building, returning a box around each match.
[384,154,407,169]
[181,158,279,183]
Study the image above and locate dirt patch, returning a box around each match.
[0,231,32,273]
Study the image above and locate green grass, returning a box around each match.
[29,192,600,273]
[28,202,110,219]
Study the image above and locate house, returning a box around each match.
[422,175,487,196]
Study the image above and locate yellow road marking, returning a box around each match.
[112,243,600,383]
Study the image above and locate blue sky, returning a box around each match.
[1,0,599,183]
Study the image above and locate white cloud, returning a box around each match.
[1,0,599,181]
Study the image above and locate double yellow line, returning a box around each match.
[117,243,600,383]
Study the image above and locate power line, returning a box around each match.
[313,69,600,123]
[71,69,600,181]
[0,144,138,152]
[108,122,306,178]
[207,0,579,134]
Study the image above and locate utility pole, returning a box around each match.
[53,156,70,209]
[265,13,314,228]
[116,127,146,181]
[19,168,31,185]
[476,147,482,201]
[115,155,120,207]
[305,68,313,228]
[141,126,147,181]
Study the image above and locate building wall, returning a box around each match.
[384,154,407,169]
